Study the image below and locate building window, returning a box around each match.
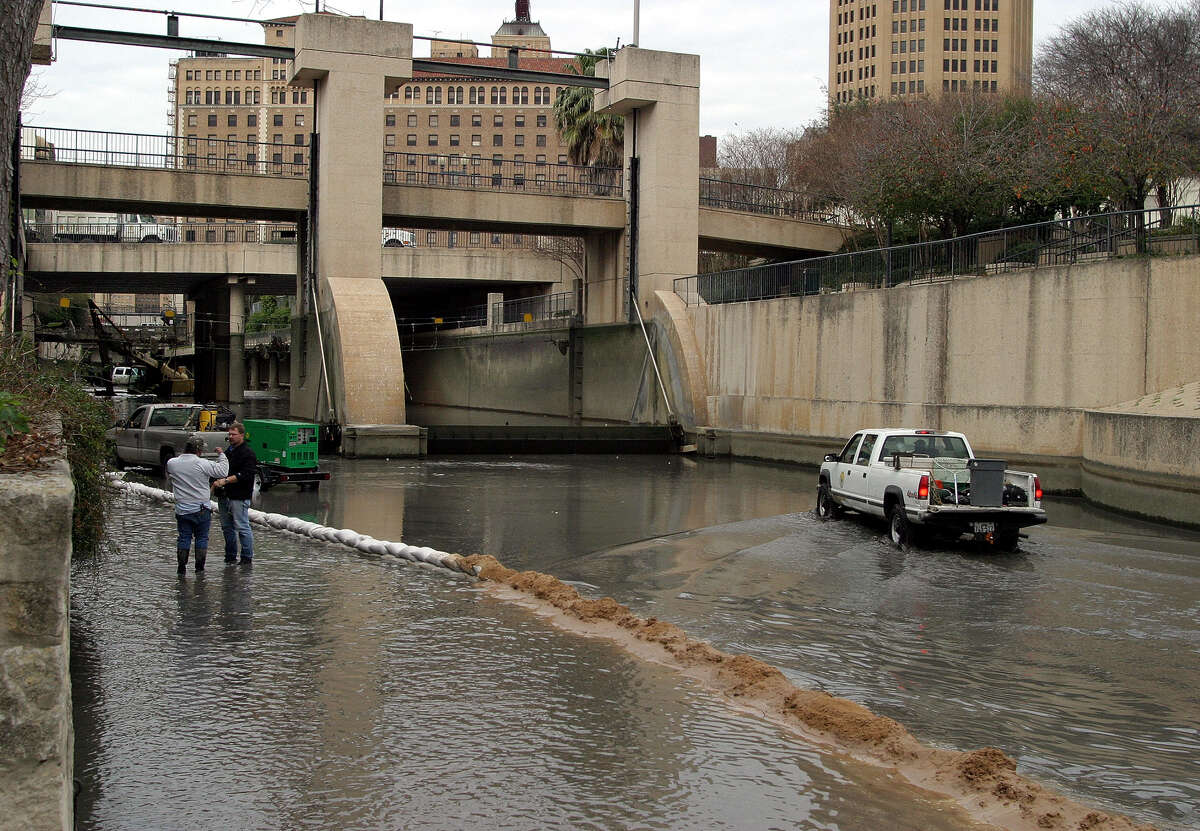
[493,134,503,146]
[247,114,257,127]
[428,135,438,146]
[429,114,438,127]
[515,114,525,127]
[294,134,304,145]
[408,114,417,127]
[514,134,525,147]
[273,114,283,126]
[406,134,416,146]
[450,135,460,146]
[386,134,396,146]
[187,114,197,127]
[386,114,395,127]
[536,134,546,147]
[472,134,481,146]
[471,113,482,126]
[558,154,567,164]
[450,114,460,126]
[226,114,236,127]
[537,114,547,127]
[208,114,217,127]
[494,114,504,126]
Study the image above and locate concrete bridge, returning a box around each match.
[19,20,845,452]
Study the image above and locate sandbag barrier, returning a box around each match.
[107,475,482,578]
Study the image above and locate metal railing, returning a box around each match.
[21,126,310,177]
[383,152,622,198]
[675,205,1200,306]
[699,177,837,222]
[493,290,577,325]
[25,222,300,244]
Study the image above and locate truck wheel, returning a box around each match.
[888,504,910,548]
[158,447,174,473]
[993,528,1020,552]
[112,450,126,471]
[816,483,839,520]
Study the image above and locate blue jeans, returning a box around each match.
[218,497,254,561]
[176,507,212,551]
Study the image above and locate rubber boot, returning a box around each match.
[194,547,207,572]
[177,548,189,574]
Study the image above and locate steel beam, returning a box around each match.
[413,59,608,89]
[52,25,294,58]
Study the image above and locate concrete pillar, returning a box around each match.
[583,230,624,324]
[247,352,260,391]
[595,47,700,315]
[290,15,412,427]
[268,353,280,390]
[228,279,245,404]
[486,291,504,329]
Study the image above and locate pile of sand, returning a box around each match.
[459,554,1157,831]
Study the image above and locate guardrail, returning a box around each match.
[396,290,578,349]
[674,204,1200,306]
[21,126,310,177]
[699,177,838,222]
[384,152,622,198]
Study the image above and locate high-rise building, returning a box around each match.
[828,0,1032,106]
[170,2,582,226]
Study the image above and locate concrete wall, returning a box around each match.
[405,323,668,424]
[687,256,1199,434]
[0,434,74,830]
[698,207,847,258]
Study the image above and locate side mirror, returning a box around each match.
[824,453,838,462]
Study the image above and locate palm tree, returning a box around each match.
[553,48,624,173]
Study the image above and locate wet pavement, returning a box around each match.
[72,454,1200,830]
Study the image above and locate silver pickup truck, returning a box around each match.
[106,403,224,471]
[817,428,1047,551]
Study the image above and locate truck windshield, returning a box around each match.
[147,407,201,428]
[879,434,970,460]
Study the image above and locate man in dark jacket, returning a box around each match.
[214,421,257,564]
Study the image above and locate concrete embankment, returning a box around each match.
[403,255,1200,525]
[0,425,74,831]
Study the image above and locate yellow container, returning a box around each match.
[198,408,218,432]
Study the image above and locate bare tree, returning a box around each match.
[2,0,45,332]
[716,127,804,189]
[1035,1,1200,212]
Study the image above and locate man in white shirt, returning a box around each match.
[166,440,229,574]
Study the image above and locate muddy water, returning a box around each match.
[73,455,1199,830]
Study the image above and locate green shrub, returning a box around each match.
[0,336,115,557]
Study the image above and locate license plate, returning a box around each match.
[972,522,995,534]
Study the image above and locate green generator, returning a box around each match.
[243,419,319,470]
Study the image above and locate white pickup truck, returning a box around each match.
[106,403,226,471]
[816,428,1046,551]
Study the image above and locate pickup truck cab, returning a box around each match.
[817,428,1046,551]
[106,403,220,470]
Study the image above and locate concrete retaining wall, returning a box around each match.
[672,255,1200,518]
[0,428,75,831]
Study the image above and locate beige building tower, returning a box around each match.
[828,0,1032,105]
[489,0,552,57]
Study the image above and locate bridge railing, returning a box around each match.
[674,204,1200,306]
[699,177,837,222]
[384,152,622,198]
[20,126,310,177]
[494,290,578,326]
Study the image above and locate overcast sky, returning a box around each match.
[24,0,1174,140]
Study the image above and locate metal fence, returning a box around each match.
[21,126,310,177]
[383,152,622,198]
[699,177,837,222]
[674,205,1200,306]
[25,222,300,244]
[493,291,578,325]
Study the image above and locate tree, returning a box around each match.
[1,1,45,332]
[716,127,804,189]
[1034,1,1200,212]
[553,48,624,169]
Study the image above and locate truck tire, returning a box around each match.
[888,503,910,548]
[816,483,840,520]
[112,450,126,471]
[158,447,175,473]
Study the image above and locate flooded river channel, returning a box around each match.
[72,454,1199,830]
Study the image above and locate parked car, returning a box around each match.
[816,428,1046,551]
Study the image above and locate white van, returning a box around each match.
[111,366,144,386]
